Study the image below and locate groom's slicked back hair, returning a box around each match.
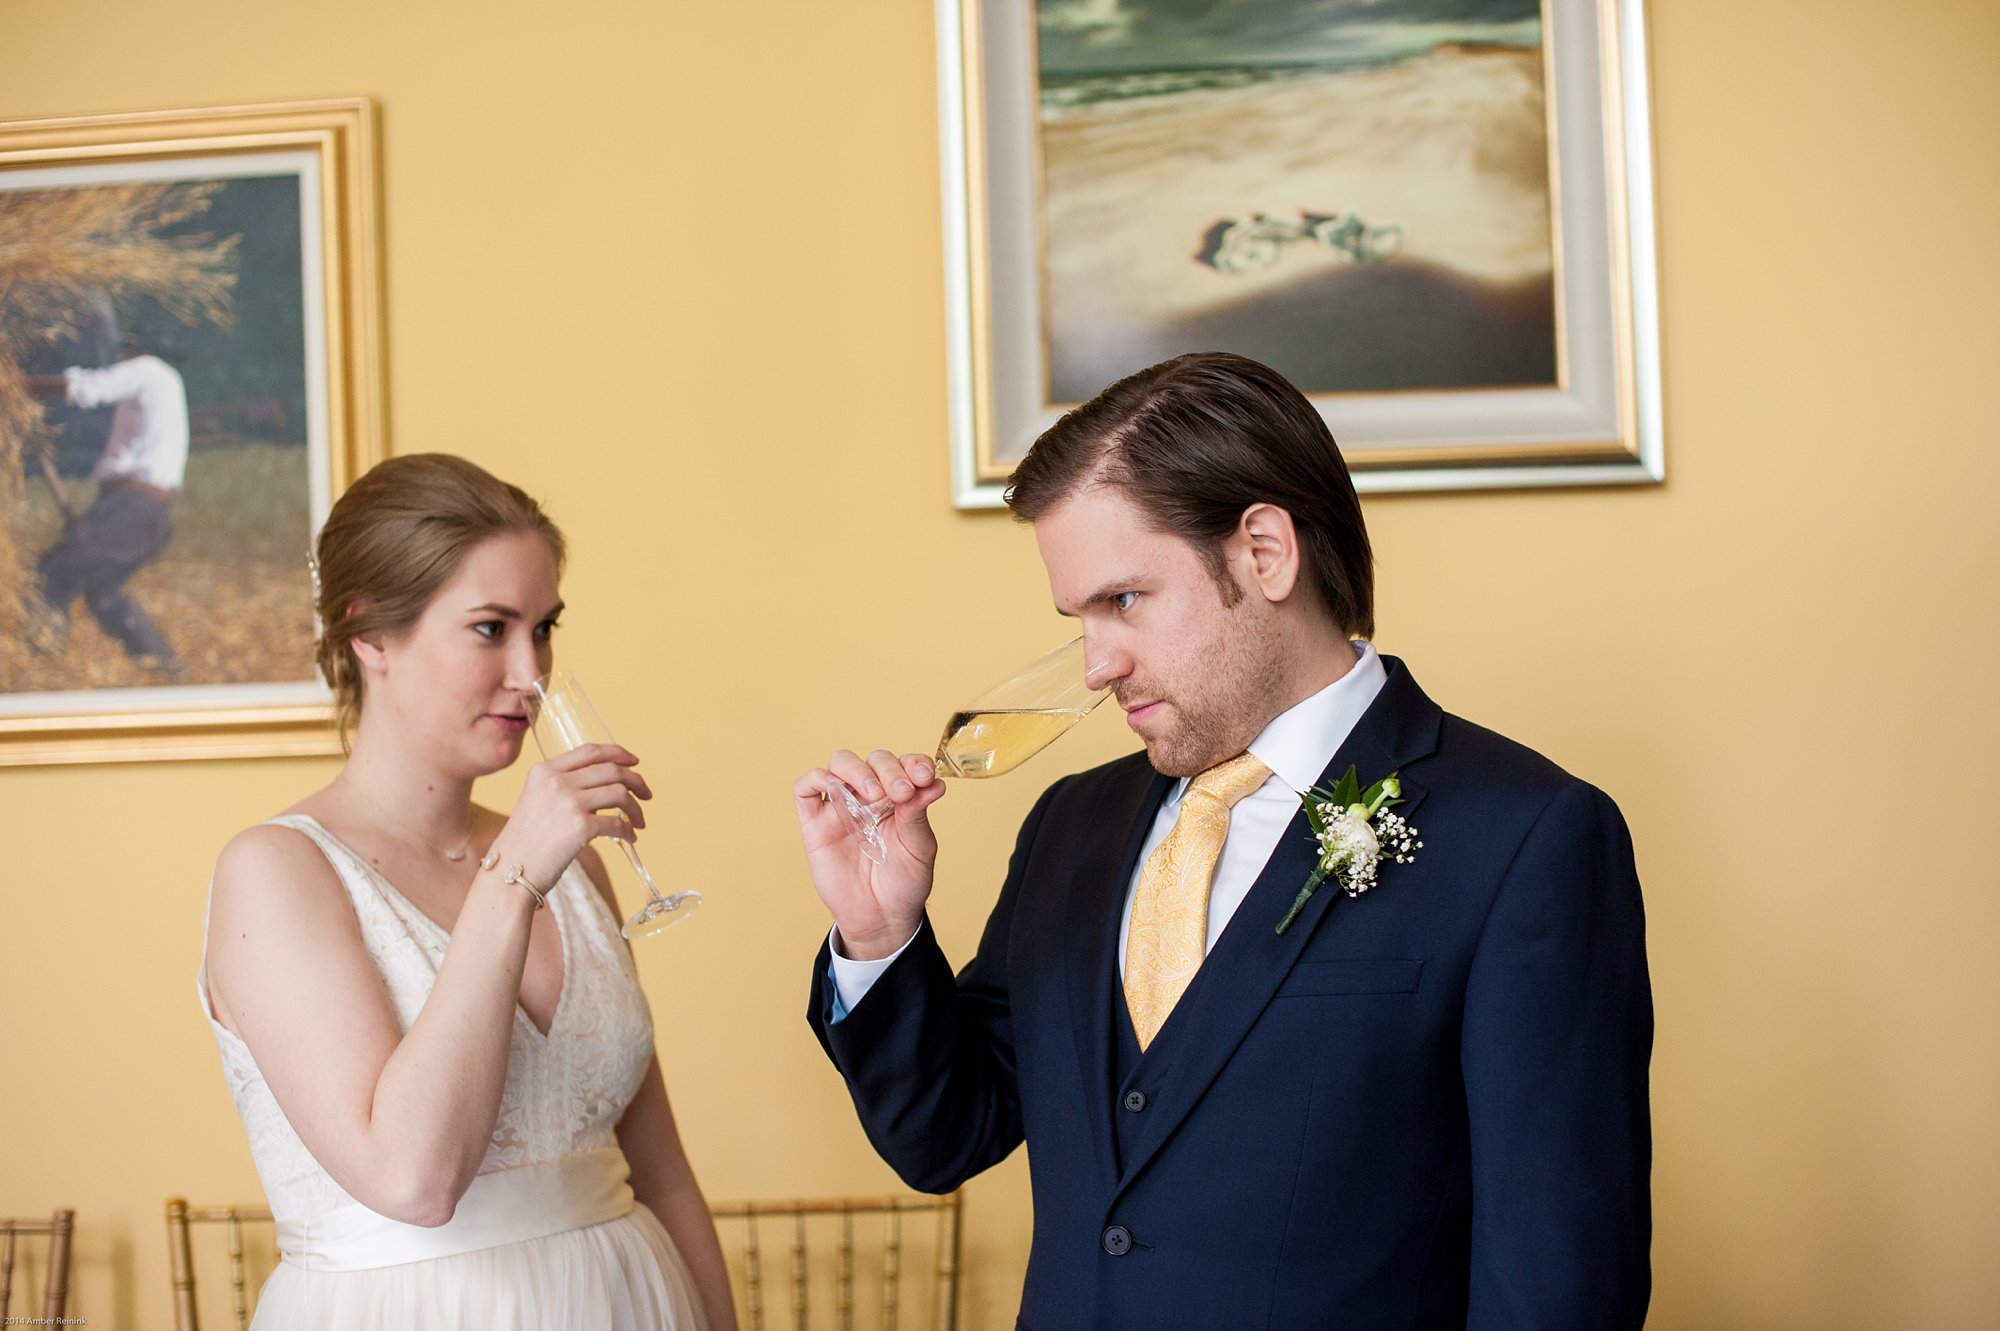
[1006,351,1375,638]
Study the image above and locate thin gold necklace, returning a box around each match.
[346,784,478,863]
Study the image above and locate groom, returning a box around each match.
[794,352,1652,1329]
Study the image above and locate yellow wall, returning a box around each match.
[4,1,1997,1326]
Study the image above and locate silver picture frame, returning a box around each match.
[939,0,1663,506]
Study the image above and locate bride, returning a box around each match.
[201,453,734,1329]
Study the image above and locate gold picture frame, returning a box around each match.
[0,99,383,765]
[939,0,1663,506]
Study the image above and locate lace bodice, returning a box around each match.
[199,814,656,1224]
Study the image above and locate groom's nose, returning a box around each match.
[1083,637,1130,693]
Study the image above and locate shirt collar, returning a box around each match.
[1165,640,1390,801]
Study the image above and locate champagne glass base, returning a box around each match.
[623,891,702,939]
[824,776,891,865]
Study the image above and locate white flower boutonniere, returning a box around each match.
[1275,765,1422,935]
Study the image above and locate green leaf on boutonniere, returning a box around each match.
[1328,764,1361,808]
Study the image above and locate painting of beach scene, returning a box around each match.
[1035,0,1556,403]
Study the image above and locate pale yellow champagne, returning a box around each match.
[934,706,1094,779]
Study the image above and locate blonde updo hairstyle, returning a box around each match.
[314,454,565,746]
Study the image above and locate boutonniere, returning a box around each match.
[1275,765,1422,935]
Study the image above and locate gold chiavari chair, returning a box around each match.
[0,1208,74,1325]
[165,1198,274,1331]
[707,1193,962,1331]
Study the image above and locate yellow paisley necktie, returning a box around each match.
[1123,751,1273,1050]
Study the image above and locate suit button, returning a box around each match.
[1102,1225,1133,1256]
[1123,1090,1147,1112]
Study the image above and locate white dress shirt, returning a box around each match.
[828,640,1390,1015]
[65,355,190,492]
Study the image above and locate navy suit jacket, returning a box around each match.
[810,658,1652,1330]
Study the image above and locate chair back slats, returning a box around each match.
[882,1207,902,1331]
[164,1198,274,1331]
[0,1210,74,1324]
[837,1209,854,1331]
[931,1199,960,1331]
[790,1210,809,1330]
[166,1198,198,1330]
[788,1215,804,1327]
[226,1215,252,1330]
[1,1227,16,1324]
[709,1193,961,1331]
[743,1203,765,1331]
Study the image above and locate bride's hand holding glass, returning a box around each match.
[488,740,650,902]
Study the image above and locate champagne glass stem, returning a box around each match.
[618,838,672,910]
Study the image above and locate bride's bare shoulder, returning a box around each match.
[211,815,344,909]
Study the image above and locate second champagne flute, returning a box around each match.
[531,670,701,938]
[826,636,1111,863]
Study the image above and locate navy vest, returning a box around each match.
[1109,957,1220,1171]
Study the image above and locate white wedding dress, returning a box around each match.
[198,814,708,1329]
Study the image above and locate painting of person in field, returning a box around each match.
[1036,0,1558,402]
[1,173,317,701]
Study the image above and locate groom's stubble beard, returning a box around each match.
[1130,589,1288,779]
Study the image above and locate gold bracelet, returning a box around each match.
[501,862,547,911]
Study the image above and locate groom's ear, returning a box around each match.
[1231,503,1302,605]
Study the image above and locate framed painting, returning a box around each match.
[940,0,1662,506]
[0,99,382,765]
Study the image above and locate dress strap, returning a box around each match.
[261,813,459,946]
[261,812,358,872]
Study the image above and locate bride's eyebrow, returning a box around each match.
[464,600,566,619]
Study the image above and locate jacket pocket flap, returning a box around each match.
[1278,958,1423,996]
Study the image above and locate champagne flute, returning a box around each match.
[826,636,1111,863]
[531,670,700,938]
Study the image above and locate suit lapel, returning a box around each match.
[1112,658,1441,1192]
[1062,763,1173,1196]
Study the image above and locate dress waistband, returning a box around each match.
[277,1147,635,1272]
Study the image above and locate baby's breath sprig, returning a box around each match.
[1275,765,1423,935]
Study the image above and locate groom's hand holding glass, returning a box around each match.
[793,748,951,962]
[794,637,1112,962]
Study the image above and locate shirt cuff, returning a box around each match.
[824,923,919,1022]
